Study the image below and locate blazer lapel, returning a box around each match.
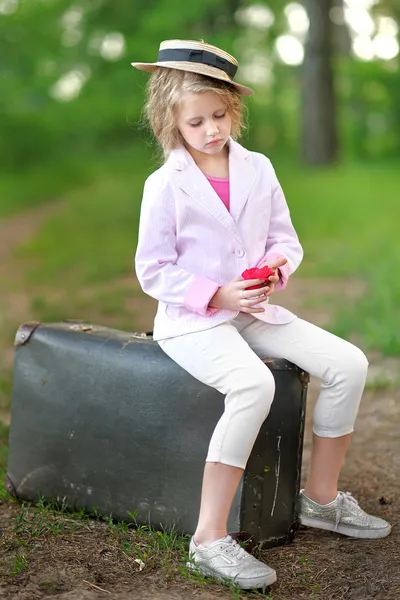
[228,139,256,223]
[171,147,242,243]
[168,140,255,241]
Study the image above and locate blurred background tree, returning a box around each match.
[301,0,338,165]
[1,0,399,177]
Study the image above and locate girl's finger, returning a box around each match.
[241,306,265,314]
[238,278,266,289]
[240,295,269,309]
[241,286,269,300]
[268,256,288,270]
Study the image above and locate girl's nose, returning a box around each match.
[207,121,219,136]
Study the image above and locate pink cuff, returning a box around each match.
[257,253,290,290]
[185,276,221,316]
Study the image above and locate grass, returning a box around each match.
[278,159,400,278]
[276,158,400,355]
[0,161,88,218]
[0,375,13,416]
[10,147,153,308]
[18,175,142,286]
[0,144,155,219]
[365,377,398,391]
[0,421,9,500]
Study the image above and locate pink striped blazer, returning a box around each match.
[135,139,303,340]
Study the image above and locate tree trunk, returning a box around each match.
[331,0,352,56]
[301,0,338,165]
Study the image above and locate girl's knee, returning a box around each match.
[249,368,276,418]
[226,366,275,422]
[340,345,369,384]
[328,343,368,388]
[315,345,368,434]
[354,347,369,378]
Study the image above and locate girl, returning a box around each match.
[132,39,391,590]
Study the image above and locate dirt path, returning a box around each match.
[0,202,65,276]
[0,201,64,336]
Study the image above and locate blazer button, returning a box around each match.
[236,248,245,257]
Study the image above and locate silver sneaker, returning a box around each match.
[187,535,276,590]
[298,490,391,539]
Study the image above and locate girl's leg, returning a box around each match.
[194,462,244,545]
[238,314,390,538]
[238,314,368,498]
[304,433,351,504]
[159,319,278,588]
[159,319,276,543]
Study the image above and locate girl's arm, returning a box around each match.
[135,175,220,316]
[257,159,303,290]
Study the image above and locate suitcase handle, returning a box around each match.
[130,332,153,339]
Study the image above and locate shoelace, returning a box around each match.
[221,537,248,561]
[334,491,359,531]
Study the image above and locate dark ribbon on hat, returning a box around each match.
[158,48,237,80]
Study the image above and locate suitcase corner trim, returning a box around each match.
[15,321,41,347]
[4,474,17,498]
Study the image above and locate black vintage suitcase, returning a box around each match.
[6,321,308,546]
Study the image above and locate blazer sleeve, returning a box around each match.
[135,173,220,316]
[257,158,303,290]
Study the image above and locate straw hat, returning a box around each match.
[131,39,253,96]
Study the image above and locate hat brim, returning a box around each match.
[131,61,254,96]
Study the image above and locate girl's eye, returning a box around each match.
[190,122,202,128]
[215,113,226,119]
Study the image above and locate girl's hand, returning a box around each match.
[209,277,270,313]
[266,270,280,296]
[260,256,288,297]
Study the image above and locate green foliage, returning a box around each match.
[14,498,91,541]
[1,0,399,182]
[0,0,244,176]
[278,158,400,355]
[338,58,400,159]
[9,553,28,576]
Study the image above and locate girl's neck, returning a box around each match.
[187,143,229,179]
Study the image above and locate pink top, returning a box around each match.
[205,175,230,212]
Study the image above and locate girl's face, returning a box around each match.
[175,91,232,158]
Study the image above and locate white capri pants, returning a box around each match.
[159,314,368,470]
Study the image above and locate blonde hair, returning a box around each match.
[144,68,246,158]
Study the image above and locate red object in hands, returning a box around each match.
[241,266,276,290]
